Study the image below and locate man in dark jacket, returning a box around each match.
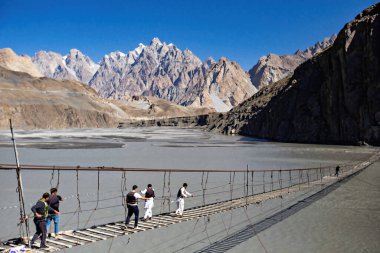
[46,188,63,238]
[123,185,148,229]
[30,192,59,249]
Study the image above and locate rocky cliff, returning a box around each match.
[249,35,336,89]
[209,3,380,145]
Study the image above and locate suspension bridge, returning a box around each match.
[0,151,378,253]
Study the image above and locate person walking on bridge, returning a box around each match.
[141,184,155,221]
[335,165,340,177]
[175,183,193,217]
[124,185,148,229]
[30,192,59,249]
[46,188,63,238]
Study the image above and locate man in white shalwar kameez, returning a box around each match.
[175,183,193,217]
[141,184,155,221]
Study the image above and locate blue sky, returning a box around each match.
[0,0,378,70]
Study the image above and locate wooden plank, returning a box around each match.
[105,224,133,231]
[29,242,58,252]
[96,226,126,235]
[132,226,146,232]
[150,217,177,225]
[86,228,117,237]
[143,220,168,227]
[75,231,107,240]
[46,238,72,248]
[136,223,156,229]
[56,236,84,245]
[113,223,146,232]
[62,232,96,242]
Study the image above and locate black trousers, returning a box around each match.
[125,205,139,227]
[31,218,47,247]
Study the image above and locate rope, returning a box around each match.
[56,169,60,189]
[263,171,265,193]
[279,169,283,220]
[201,171,209,207]
[83,168,100,228]
[76,169,81,230]
[160,171,167,214]
[243,170,246,198]
[270,171,274,191]
[251,171,254,196]
[246,166,249,207]
[298,170,301,190]
[50,168,55,189]
[229,172,232,200]
[167,171,171,212]
[201,171,205,206]
[121,171,127,221]
[231,172,235,201]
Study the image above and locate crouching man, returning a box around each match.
[30,192,59,249]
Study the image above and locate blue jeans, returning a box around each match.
[125,205,139,227]
[46,214,60,234]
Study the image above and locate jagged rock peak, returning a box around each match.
[32,49,99,83]
[249,34,337,89]
[150,37,162,46]
[89,38,254,112]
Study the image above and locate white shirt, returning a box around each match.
[180,187,192,198]
[128,192,142,206]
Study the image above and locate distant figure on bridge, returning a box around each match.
[124,185,148,229]
[175,183,193,217]
[46,188,63,238]
[335,165,340,177]
[141,184,155,221]
[30,192,59,249]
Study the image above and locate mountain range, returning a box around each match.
[248,35,337,89]
[0,36,335,113]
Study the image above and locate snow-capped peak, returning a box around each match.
[150,37,162,46]
[126,43,146,64]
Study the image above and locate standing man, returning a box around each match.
[141,184,155,221]
[335,165,340,177]
[46,188,63,238]
[30,192,59,249]
[124,185,148,229]
[175,183,193,217]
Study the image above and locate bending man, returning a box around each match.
[175,183,193,217]
[31,192,59,249]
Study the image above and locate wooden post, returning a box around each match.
[10,119,30,243]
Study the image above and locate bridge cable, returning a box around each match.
[83,168,100,228]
